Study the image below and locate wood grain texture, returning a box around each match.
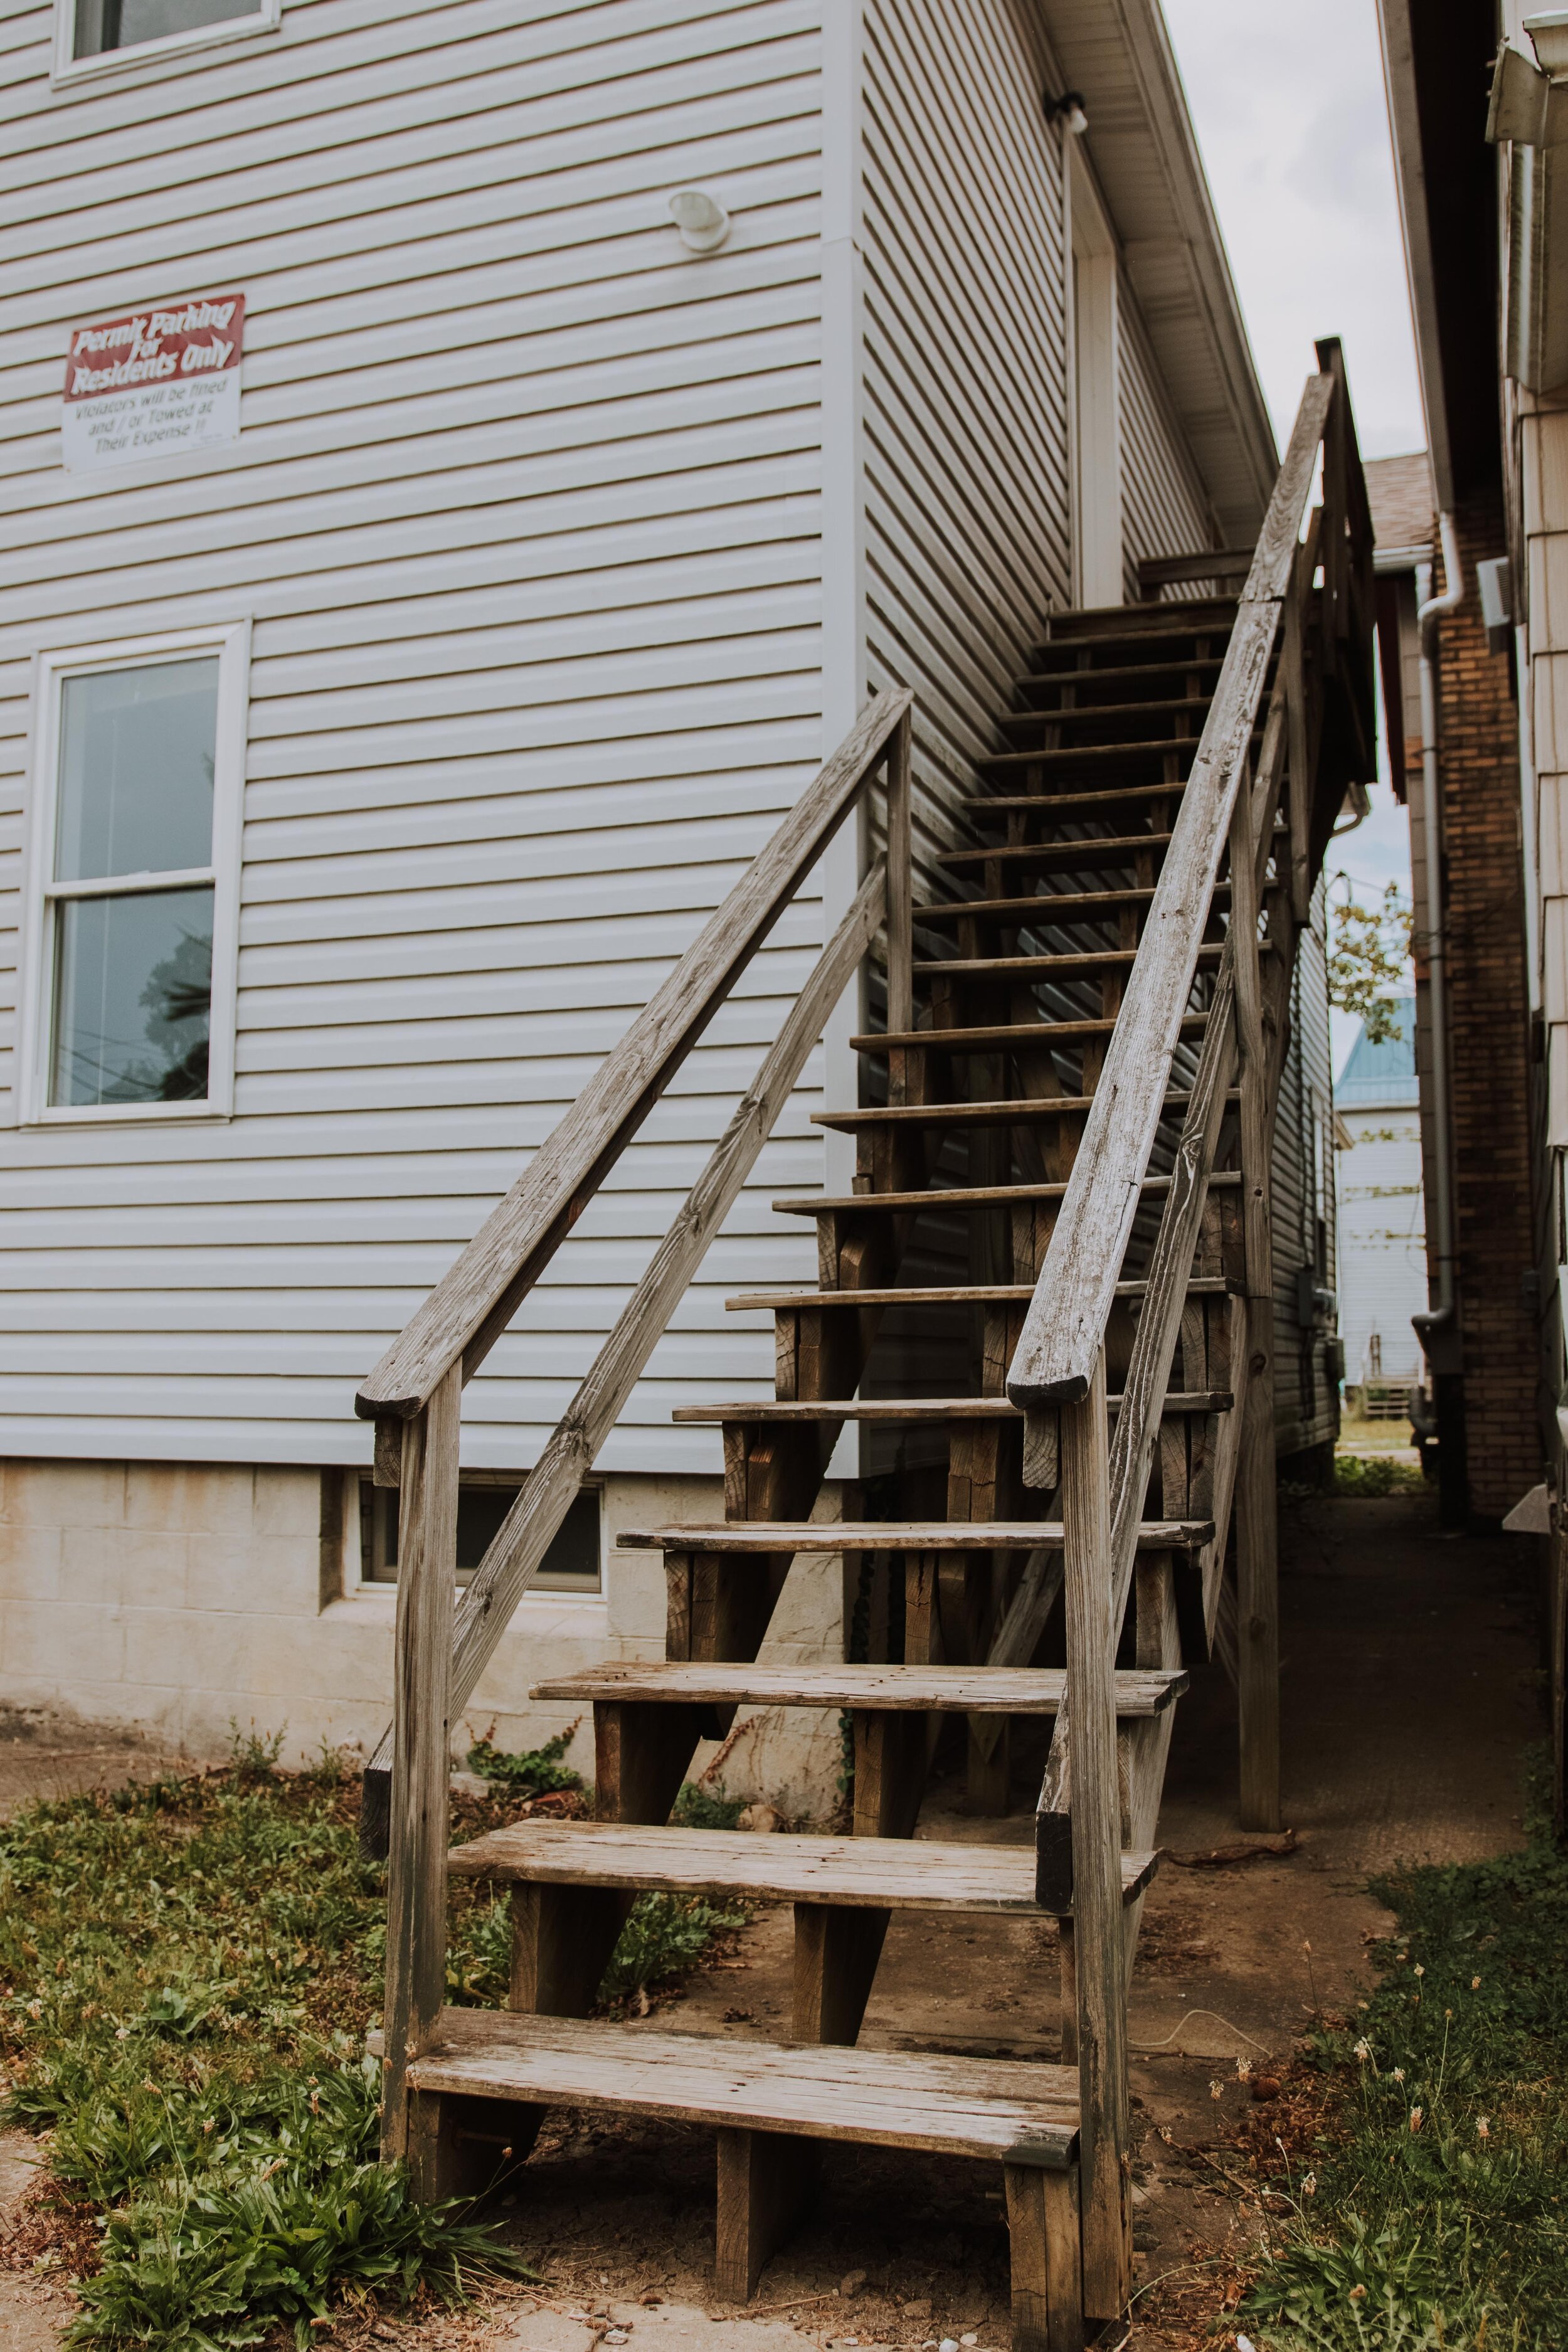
[1006,2161,1086,2352]
[379,1364,459,2163]
[612,1521,1213,1555]
[528,1661,1188,1715]
[716,2128,820,2300]
[674,1393,1231,1424]
[356,693,909,1417]
[1057,1351,1133,2321]
[392,2007,1080,2166]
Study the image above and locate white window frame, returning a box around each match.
[1067,145,1123,610]
[18,621,250,1127]
[51,0,280,88]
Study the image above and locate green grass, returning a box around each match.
[0,1738,537,2349]
[1239,1776,1568,2350]
[0,1743,760,2346]
[1332,1454,1427,1498]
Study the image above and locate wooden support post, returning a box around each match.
[852,1708,927,1838]
[594,1701,704,1825]
[509,1882,629,2018]
[1057,1347,1131,2324]
[1057,1917,1077,2065]
[886,707,914,1108]
[380,1361,460,2164]
[1231,719,1281,1834]
[406,2087,541,2203]
[793,1903,890,2045]
[715,2127,820,2301]
[1005,2162,1085,2352]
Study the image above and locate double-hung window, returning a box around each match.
[56,0,280,80]
[22,625,248,1123]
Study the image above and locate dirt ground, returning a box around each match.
[0,1485,1546,2351]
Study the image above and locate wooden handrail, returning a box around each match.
[358,689,913,1422]
[1004,369,1335,1412]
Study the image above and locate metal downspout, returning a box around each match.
[1412,512,1465,1377]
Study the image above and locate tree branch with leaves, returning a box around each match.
[1328,876,1414,1044]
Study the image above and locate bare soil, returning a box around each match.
[0,1486,1545,2350]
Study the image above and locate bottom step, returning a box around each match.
[382,2009,1086,2344]
[391,2004,1079,2165]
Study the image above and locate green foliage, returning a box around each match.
[1240,1774,1568,2349]
[1328,880,1414,1046]
[598,1894,748,2003]
[1333,1455,1426,1498]
[0,1758,534,2347]
[464,1727,582,1797]
[668,1779,745,1830]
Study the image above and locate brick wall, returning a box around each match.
[1433,491,1540,1518]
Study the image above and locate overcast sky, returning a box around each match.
[1162,0,1422,1074]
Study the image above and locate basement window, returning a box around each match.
[21,625,248,1124]
[358,1475,603,1596]
[57,0,280,79]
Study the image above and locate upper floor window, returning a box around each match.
[21,625,249,1124]
[58,0,279,79]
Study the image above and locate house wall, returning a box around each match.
[1272,890,1340,1464]
[0,0,831,1483]
[1117,285,1217,596]
[1335,1101,1426,1389]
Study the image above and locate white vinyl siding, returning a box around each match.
[0,0,827,1473]
[859,0,1071,880]
[1118,284,1216,594]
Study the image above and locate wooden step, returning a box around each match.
[912,881,1229,924]
[532,1658,1191,1710]
[812,1088,1226,1135]
[616,1523,1210,1560]
[671,1391,1231,1424]
[387,2004,1081,2168]
[940,832,1173,874]
[960,779,1199,819]
[852,1014,1208,1054]
[1014,652,1226,692]
[1033,598,1236,650]
[772,1170,1241,1217]
[979,739,1202,773]
[447,1819,1160,1912]
[726,1278,1234,1310]
[997,694,1213,731]
[911,943,1227,978]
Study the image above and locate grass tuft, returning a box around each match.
[1332,1454,1426,1499]
[1238,1766,1568,2349]
[0,1756,536,2346]
[464,1726,583,1798]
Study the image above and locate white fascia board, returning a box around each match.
[1374,0,1457,509]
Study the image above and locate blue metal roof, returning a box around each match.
[1336,999,1418,1106]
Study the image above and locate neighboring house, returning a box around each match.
[1334,1002,1426,1404]
[1368,11,1541,1535]
[0,0,1337,1770]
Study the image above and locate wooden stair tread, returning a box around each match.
[853,1015,1207,1053]
[911,944,1228,976]
[385,2007,1080,2167]
[531,1658,1190,1712]
[979,740,1207,770]
[1014,653,1226,689]
[447,1820,1159,1913]
[812,1089,1233,1133]
[1034,599,1236,646]
[726,1278,1233,1308]
[613,1522,1211,1559]
[997,694,1214,729]
[940,831,1174,870]
[960,780,1200,817]
[771,1171,1241,1215]
[671,1391,1231,1424]
[912,882,1229,922]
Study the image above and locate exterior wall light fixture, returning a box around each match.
[1046,90,1089,136]
[668,189,731,253]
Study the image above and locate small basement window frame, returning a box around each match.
[18,622,250,1126]
[356,1471,605,1598]
[53,0,280,86]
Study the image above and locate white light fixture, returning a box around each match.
[668,188,731,253]
[1045,89,1089,136]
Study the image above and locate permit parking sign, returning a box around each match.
[61,292,244,474]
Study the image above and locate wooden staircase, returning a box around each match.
[356,343,1375,2348]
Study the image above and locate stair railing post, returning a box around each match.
[884,704,913,1106]
[1058,1343,1131,2323]
[1229,753,1281,1833]
[379,1360,461,2161]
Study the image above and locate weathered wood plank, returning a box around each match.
[379,1364,460,2163]
[1006,2161,1086,2352]
[528,1661,1187,1714]
[716,2127,820,2300]
[356,693,909,1418]
[673,1392,1232,1424]
[612,1520,1214,1555]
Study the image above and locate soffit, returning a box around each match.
[1036,0,1278,545]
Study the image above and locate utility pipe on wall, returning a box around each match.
[1412,512,1465,1374]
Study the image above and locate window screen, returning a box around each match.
[359,1480,603,1594]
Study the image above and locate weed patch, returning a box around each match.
[1332,1455,1425,1498]
[1236,1779,1568,2349]
[0,1744,537,2347]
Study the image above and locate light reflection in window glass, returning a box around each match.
[56,659,216,884]
[50,887,213,1108]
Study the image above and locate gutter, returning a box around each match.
[1411,512,1464,1374]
